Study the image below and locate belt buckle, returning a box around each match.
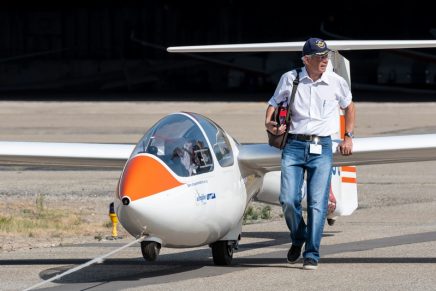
[304,135,313,142]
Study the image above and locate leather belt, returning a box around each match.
[288,134,326,142]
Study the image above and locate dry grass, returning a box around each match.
[243,203,275,224]
[0,194,127,251]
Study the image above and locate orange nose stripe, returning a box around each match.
[120,155,183,202]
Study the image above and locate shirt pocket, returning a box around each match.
[321,98,338,119]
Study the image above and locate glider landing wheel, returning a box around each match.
[141,241,161,261]
[211,241,234,266]
[327,218,336,226]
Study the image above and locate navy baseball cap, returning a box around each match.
[302,38,331,56]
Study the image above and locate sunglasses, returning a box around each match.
[310,53,330,60]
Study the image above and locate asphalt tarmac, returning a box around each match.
[1,100,436,290]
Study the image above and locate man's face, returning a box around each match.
[304,53,329,75]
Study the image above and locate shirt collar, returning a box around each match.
[300,66,330,85]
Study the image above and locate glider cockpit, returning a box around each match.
[130,112,234,177]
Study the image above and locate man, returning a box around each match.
[265,37,355,270]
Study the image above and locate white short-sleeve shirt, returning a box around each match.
[268,66,352,136]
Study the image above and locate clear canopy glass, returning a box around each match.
[131,113,234,177]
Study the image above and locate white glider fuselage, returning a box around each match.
[115,112,257,248]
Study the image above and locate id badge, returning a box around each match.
[309,143,322,155]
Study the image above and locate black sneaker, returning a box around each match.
[303,258,318,270]
[286,244,302,264]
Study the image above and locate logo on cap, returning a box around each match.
[315,40,326,49]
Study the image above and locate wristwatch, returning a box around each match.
[344,132,354,138]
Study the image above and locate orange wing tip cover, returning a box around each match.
[120,155,184,202]
[341,166,356,172]
[341,177,357,183]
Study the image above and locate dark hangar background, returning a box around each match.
[0,1,435,101]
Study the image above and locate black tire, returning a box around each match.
[141,241,161,261]
[327,218,336,226]
[211,241,233,266]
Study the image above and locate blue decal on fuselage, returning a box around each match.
[196,192,216,204]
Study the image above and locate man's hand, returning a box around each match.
[337,136,353,156]
[266,120,286,135]
[265,105,287,135]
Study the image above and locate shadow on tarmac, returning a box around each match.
[4,231,436,290]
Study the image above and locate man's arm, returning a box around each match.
[265,105,286,135]
[338,102,355,155]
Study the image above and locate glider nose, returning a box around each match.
[119,155,183,203]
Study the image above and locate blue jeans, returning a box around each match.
[280,136,332,262]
